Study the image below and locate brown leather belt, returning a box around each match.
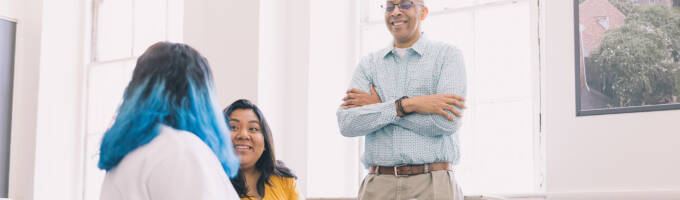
[369,162,452,176]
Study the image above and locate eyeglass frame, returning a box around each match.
[380,1,425,13]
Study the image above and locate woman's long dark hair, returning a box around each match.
[223,99,296,199]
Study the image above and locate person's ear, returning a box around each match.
[420,6,429,20]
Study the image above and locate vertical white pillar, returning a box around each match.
[32,0,87,199]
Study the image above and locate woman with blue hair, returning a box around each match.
[98,42,240,200]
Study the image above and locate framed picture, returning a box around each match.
[575,0,680,116]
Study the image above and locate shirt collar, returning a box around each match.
[382,33,428,58]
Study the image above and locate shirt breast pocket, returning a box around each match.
[373,67,398,101]
[407,65,435,97]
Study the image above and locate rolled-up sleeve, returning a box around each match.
[337,58,399,137]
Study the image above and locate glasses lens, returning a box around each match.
[384,3,395,12]
[399,1,413,10]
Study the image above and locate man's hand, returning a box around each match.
[401,94,466,121]
[341,85,381,109]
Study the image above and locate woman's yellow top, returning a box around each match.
[240,175,301,200]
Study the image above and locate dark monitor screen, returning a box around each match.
[0,17,16,198]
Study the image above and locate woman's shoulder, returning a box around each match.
[110,125,200,170]
[102,125,236,199]
[157,125,207,148]
[115,125,226,182]
[141,125,216,159]
[109,124,225,176]
[269,174,296,185]
[268,174,300,199]
[269,172,298,192]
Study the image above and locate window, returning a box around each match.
[596,16,610,30]
[82,0,183,199]
[359,0,541,195]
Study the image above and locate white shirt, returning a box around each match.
[100,125,239,200]
[395,47,408,58]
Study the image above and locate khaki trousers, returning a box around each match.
[358,170,463,200]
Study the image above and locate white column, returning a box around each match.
[258,0,311,195]
[306,0,361,197]
[2,0,43,199]
[31,0,87,199]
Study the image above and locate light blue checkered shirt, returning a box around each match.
[336,36,467,168]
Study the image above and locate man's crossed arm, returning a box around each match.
[341,84,466,122]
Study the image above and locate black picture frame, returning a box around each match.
[574,0,680,116]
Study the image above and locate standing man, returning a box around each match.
[336,0,467,199]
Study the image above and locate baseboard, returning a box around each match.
[307,198,353,200]
[307,189,680,200]
[547,189,680,200]
[307,194,545,200]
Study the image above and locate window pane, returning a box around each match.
[474,1,532,101]
[83,134,105,200]
[426,0,478,13]
[457,100,535,194]
[458,1,536,194]
[133,0,168,55]
[86,60,135,135]
[422,10,475,92]
[363,0,386,23]
[360,25,391,55]
[96,0,133,61]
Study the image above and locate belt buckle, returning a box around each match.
[393,164,407,177]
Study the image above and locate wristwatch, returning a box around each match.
[397,96,410,115]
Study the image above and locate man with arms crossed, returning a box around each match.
[336,0,467,199]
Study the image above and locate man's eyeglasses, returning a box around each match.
[381,1,423,12]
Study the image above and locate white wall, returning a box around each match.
[1,0,43,199]
[541,0,680,199]
[183,0,260,107]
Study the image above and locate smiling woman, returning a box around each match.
[224,99,301,200]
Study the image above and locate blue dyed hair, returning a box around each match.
[98,42,239,178]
